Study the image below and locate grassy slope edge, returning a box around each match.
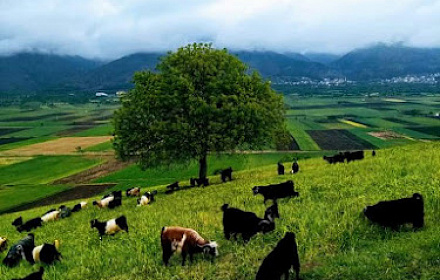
[0,142,439,280]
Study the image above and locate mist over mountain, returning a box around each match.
[331,45,440,80]
[1,45,440,94]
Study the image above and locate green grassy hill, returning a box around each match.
[0,143,439,280]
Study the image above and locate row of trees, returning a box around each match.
[113,43,286,180]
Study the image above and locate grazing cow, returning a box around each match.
[126,187,141,197]
[252,180,299,204]
[2,233,35,267]
[16,218,43,233]
[221,204,278,242]
[291,159,299,174]
[137,190,158,206]
[364,193,424,229]
[0,237,7,253]
[345,150,364,162]
[11,267,44,280]
[32,240,61,265]
[108,197,122,209]
[12,217,23,227]
[161,226,218,266]
[59,205,72,219]
[277,162,285,175]
[215,167,233,183]
[93,196,115,208]
[41,209,60,223]
[256,232,300,280]
[71,201,87,213]
[190,178,209,187]
[90,216,129,240]
[167,182,180,192]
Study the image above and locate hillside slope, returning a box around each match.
[0,53,101,93]
[0,143,439,280]
[332,45,440,80]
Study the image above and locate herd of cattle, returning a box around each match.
[0,151,427,280]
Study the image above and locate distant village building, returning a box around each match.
[116,91,127,97]
[95,92,108,97]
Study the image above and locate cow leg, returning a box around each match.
[294,267,300,280]
[224,229,231,240]
[181,251,187,266]
[162,243,173,266]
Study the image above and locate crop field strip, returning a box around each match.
[0,137,32,146]
[0,128,26,137]
[407,126,440,137]
[1,136,113,156]
[307,129,377,150]
[1,112,71,122]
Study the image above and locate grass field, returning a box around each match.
[94,152,326,189]
[0,156,103,185]
[0,142,439,279]
[0,184,71,213]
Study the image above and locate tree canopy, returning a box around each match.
[113,43,285,180]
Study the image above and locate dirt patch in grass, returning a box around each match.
[1,183,116,214]
[2,136,113,156]
[53,158,132,184]
[368,131,406,140]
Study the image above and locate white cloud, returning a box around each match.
[0,0,439,59]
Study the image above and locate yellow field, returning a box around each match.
[1,136,113,156]
[0,157,32,166]
[339,119,368,128]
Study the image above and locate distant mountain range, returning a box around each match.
[1,45,440,94]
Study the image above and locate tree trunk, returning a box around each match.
[199,154,207,180]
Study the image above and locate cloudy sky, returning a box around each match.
[1,0,439,59]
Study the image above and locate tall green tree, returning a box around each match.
[113,43,285,180]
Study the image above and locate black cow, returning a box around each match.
[364,193,424,229]
[253,180,299,204]
[16,218,43,233]
[277,162,285,175]
[3,233,35,267]
[11,267,44,280]
[221,204,277,242]
[291,159,299,174]
[218,167,233,183]
[256,232,300,280]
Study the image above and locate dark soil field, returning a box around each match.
[0,128,26,137]
[3,112,69,122]
[1,183,116,214]
[307,129,377,150]
[408,126,440,137]
[383,117,417,125]
[56,125,95,136]
[0,137,32,146]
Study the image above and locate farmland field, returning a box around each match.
[307,129,376,150]
[0,156,104,185]
[284,95,440,150]
[0,142,439,280]
[2,136,112,156]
